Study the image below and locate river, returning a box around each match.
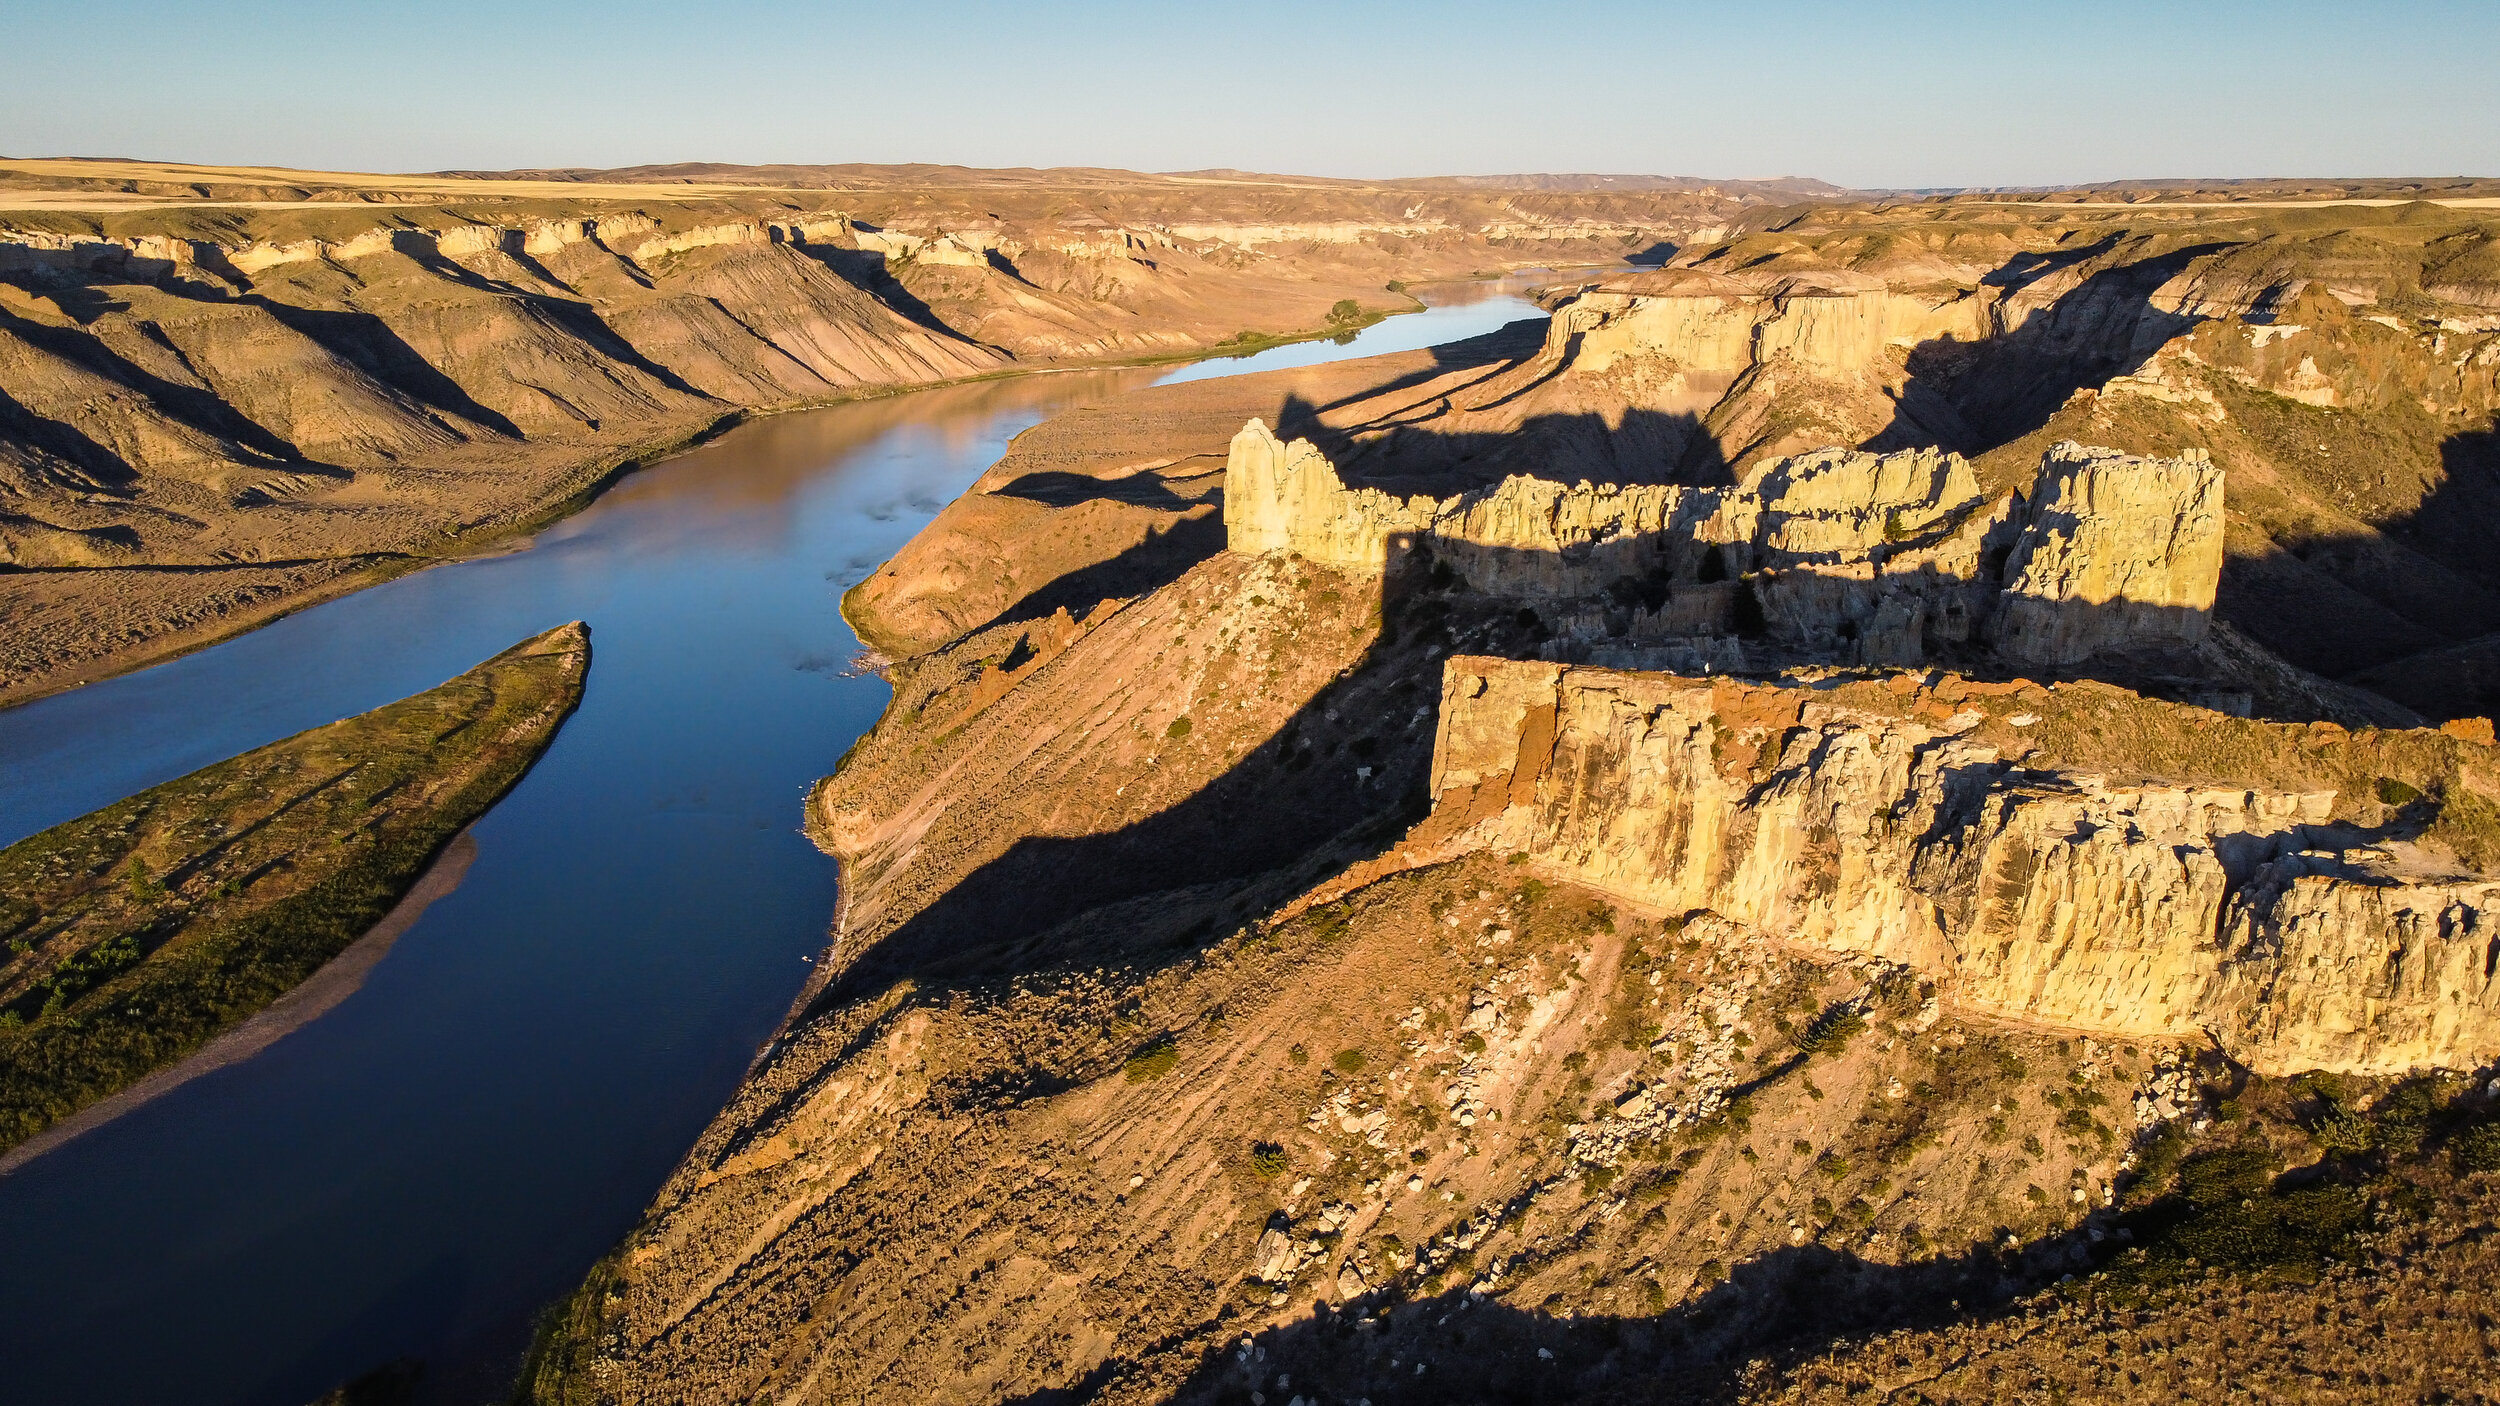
[0,279,1549,1405]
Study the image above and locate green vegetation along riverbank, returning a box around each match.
[0,622,590,1154]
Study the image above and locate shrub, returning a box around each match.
[2450,1120,2500,1174]
[1123,1036,1179,1083]
[1165,716,1192,740]
[2127,1121,2194,1204]
[1327,298,1363,325]
[1583,1165,1618,1193]
[1459,1032,1487,1054]
[1249,1141,1289,1177]
[1695,1259,1726,1286]
[2178,1143,2277,1206]
[1794,1005,1867,1057]
[1332,1048,1367,1074]
[2376,776,2424,806]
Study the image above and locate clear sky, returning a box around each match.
[6,0,2493,188]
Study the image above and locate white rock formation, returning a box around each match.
[1990,443,2227,665]
[1407,657,2498,1076]
[1223,418,2223,667]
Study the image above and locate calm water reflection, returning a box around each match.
[0,279,1546,1405]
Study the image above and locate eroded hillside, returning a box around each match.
[523,192,2500,1406]
[532,546,2500,1406]
[0,160,1765,700]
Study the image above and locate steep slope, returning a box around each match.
[530,531,2499,1405]
[0,163,1756,702]
[527,558,2222,1405]
[520,190,2500,1406]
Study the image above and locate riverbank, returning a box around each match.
[0,828,480,1174]
[0,302,1433,712]
[0,280,1555,1406]
[0,624,588,1154]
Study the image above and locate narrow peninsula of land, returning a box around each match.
[0,621,589,1156]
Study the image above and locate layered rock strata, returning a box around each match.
[1400,657,2498,1076]
[1545,268,1991,383]
[1993,442,2226,665]
[1223,421,2222,666]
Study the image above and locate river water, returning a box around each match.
[0,280,1547,1405]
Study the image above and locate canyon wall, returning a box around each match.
[1993,442,2227,666]
[0,173,1724,701]
[1546,268,1992,381]
[1222,418,2223,667]
[1411,657,2499,1076]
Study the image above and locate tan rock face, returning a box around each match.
[1410,657,2499,1076]
[1225,419,2224,668]
[1991,442,2226,665]
[1221,418,1691,592]
[1552,269,1991,382]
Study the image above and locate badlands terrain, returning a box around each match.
[0,158,1797,700]
[9,160,2500,1404]
[513,184,2500,1404]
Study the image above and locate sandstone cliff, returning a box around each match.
[1391,657,2498,1076]
[1992,442,2226,665]
[533,550,2308,1406]
[1223,419,2224,668]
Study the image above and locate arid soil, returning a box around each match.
[530,532,2500,1403]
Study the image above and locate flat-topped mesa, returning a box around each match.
[1408,657,2500,1076]
[1222,418,2224,668]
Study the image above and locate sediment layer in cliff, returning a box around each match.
[1362,656,2500,1076]
[535,521,2500,1406]
[1225,417,2225,671]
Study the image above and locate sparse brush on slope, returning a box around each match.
[0,624,587,1154]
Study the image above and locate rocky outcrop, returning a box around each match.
[1221,418,1686,593]
[1401,657,2499,1076]
[1224,421,2223,668]
[1992,442,2225,665]
[1547,268,1992,382]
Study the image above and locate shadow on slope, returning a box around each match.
[805,549,1512,1012]
[1903,244,2223,452]
[2225,422,2500,718]
[809,519,2242,1023]
[1131,1221,2111,1406]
